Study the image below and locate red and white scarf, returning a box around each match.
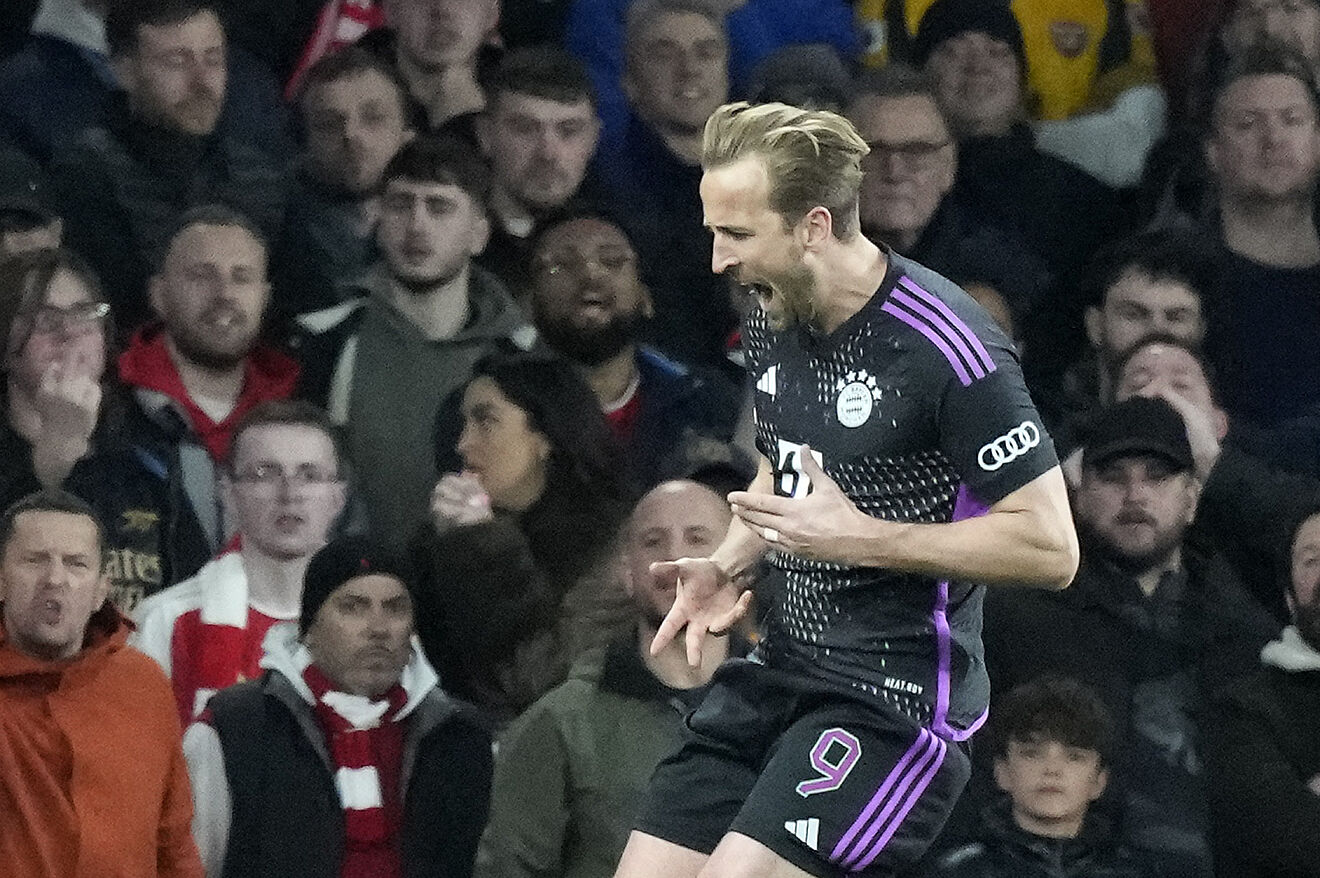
[302,663,409,844]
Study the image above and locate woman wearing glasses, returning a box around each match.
[0,249,184,612]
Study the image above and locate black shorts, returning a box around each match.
[634,659,971,877]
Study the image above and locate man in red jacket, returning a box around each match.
[0,489,202,878]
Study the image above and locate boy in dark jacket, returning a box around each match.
[929,676,1155,878]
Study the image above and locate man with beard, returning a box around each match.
[47,0,286,336]
[614,102,1078,878]
[1207,501,1320,877]
[475,46,605,299]
[119,206,301,581]
[294,134,533,551]
[272,47,414,317]
[527,207,737,490]
[983,396,1277,878]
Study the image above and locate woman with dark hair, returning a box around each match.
[0,249,204,611]
[414,349,632,725]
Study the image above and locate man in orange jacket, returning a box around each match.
[0,489,202,878]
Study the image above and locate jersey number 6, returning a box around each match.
[776,440,825,500]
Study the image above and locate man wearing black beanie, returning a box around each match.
[182,535,493,878]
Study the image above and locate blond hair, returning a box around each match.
[701,101,869,239]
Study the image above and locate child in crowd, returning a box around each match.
[927,676,1156,877]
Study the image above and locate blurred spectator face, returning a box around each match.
[1208,73,1320,203]
[1289,511,1320,649]
[387,0,498,72]
[456,375,550,512]
[303,69,412,196]
[149,222,270,370]
[1085,269,1206,365]
[1076,454,1199,570]
[530,217,650,365]
[625,11,729,135]
[624,480,730,628]
[851,93,955,247]
[223,423,347,561]
[0,509,108,661]
[377,178,489,287]
[1227,0,1320,70]
[115,8,227,136]
[6,269,108,395]
[993,737,1107,835]
[479,92,600,213]
[926,31,1023,137]
[304,574,414,697]
[1114,342,1228,440]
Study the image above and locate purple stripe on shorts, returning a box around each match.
[880,301,973,386]
[829,729,933,863]
[888,289,986,381]
[898,277,997,375]
[931,579,952,739]
[837,733,945,870]
[852,737,949,871]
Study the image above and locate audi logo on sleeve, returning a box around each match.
[978,421,1041,471]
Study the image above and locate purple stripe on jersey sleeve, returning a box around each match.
[838,734,945,870]
[880,300,974,386]
[830,729,934,863]
[898,277,997,375]
[888,289,987,381]
[852,738,949,871]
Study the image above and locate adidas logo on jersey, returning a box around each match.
[756,365,778,398]
[784,818,820,850]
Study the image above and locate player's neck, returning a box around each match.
[637,622,727,689]
[810,235,889,334]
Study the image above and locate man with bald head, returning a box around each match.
[481,479,741,878]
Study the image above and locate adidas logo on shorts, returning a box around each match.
[784,817,820,850]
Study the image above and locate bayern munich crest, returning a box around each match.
[835,370,882,428]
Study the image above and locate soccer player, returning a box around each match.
[613,102,1079,878]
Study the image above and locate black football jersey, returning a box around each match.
[745,251,1058,738]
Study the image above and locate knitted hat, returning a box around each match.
[1082,397,1194,473]
[912,0,1027,69]
[300,536,417,635]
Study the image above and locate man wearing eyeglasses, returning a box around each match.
[847,63,1048,349]
[132,399,348,727]
[523,205,738,490]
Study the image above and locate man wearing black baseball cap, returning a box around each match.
[979,395,1278,878]
[181,535,493,878]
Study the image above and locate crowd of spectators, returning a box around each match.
[2,0,1320,875]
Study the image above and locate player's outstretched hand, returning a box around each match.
[729,446,867,564]
[650,557,753,667]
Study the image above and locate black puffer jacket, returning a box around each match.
[928,801,1158,878]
